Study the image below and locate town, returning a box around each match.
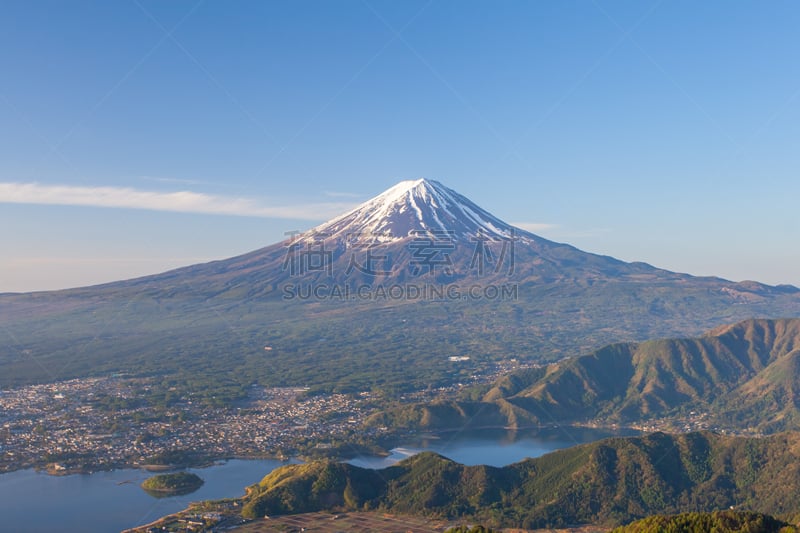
[0,376,387,474]
[0,358,531,475]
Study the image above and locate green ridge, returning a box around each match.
[241,431,800,529]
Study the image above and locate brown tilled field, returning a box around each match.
[233,511,610,533]
[234,511,452,532]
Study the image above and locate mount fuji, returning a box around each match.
[308,178,520,241]
[1,179,799,392]
[86,178,693,289]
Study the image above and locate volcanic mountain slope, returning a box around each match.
[1,179,799,393]
[240,431,800,529]
[39,179,687,290]
[372,318,800,433]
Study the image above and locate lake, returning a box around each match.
[0,458,292,533]
[0,426,637,532]
[348,426,639,468]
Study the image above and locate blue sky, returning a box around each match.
[2,1,799,292]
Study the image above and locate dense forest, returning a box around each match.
[370,318,800,434]
[612,510,799,533]
[141,472,204,495]
[241,431,800,529]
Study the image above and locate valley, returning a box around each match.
[0,377,383,474]
[3,181,800,401]
[3,180,800,532]
[373,318,800,435]
[0,357,532,474]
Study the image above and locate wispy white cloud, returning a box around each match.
[139,175,210,186]
[323,190,364,199]
[0,182,357,220]
[511,222,558,233]
[3,256,217,265]
[552,227,612,239]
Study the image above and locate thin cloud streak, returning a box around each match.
[139,175,212,186]
[4,256,218,265]
[511,222,558,233]
[323,190,365,199]
[0,182,356,220]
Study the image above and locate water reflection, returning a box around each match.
[349,426,639,468]
[0,427,637,532]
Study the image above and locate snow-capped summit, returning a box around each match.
[307,178,524,242]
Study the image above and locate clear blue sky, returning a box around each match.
[2,0,799,292]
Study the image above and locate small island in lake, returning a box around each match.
[141,472,204,497]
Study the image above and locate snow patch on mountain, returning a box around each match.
[302,179,531,243]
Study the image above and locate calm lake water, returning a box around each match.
[348,426,639,468]
[0,427,637,533]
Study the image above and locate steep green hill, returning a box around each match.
[370,318,800,433]
[241,431,800,529]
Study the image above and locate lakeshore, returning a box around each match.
[0,427,632,533]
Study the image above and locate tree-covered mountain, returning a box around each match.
[2,180,799,395]
[241,431,800,529]
[370,318,800,433]
[140,472,203,496]
[611,510,799,533]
